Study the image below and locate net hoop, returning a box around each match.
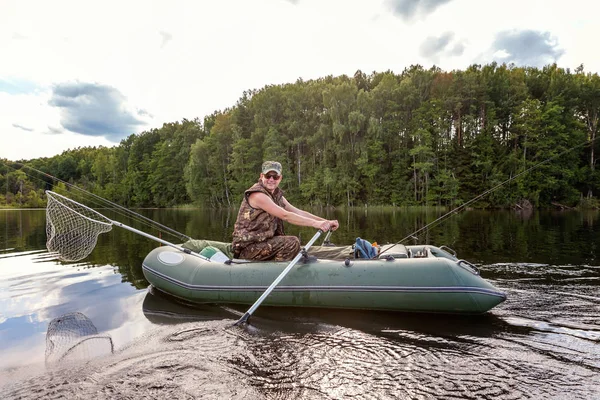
[46,191,113,227]
[46,191,113,262]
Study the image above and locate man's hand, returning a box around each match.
[317,219,339,232]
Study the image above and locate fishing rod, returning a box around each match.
[45,190,207,262]
[379,137,597,256]
[2,161,191,242]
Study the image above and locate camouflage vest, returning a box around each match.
[232,181,286,254]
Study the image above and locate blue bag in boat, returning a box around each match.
[355,237,378,259]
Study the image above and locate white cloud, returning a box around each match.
[0,0,599,160]
[12,123,34,132]
[492,49,511,60]
[386,0,454,21]
[419,32,465,64]
[0,89,113,160]
[48,82,149,141]
[159,31,173,49]
[482,30,565,67]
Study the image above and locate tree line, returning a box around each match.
[1,63,599,209]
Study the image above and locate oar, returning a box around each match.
[234,230,323,326]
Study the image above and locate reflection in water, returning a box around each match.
[2,260,600,399]
[141,281,600,399]
[0,250,152,372]
[3,319,260,399]
[2,208,599,269]
[45,312,114,365]
[1,209,599,398]
[142,286,237,325]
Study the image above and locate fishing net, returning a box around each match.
[46,191,113,262]
[45,312,114,365]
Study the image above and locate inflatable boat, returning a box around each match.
[142,240,506,315]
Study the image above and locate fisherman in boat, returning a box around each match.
[232,161,339,261]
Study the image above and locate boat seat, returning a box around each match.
[411,246,430,258]
[229,247,350,264]
[308,245,354,260]
[378,244,409,259]
[181,239,234,258]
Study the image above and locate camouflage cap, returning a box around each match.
[262,161,282,175]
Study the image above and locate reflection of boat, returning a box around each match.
[142,286,511,338]
[142,286,232,324]
[142,241,506,315]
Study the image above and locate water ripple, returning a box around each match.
[1,321,258,400]
[3,259,600,399]
[225,307,600,399]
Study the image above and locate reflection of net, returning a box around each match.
[46,191,113,262]
[45,312,114,365]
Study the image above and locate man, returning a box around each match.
[232,161,339,261]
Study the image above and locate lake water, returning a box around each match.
[1,207,599,399]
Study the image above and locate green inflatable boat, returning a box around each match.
[142,241,506,314]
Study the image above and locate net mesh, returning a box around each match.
[45,312,114,365]
[46,191,113,262]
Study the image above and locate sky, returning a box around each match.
[1,0,598,161]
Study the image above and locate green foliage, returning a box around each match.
[2,63,600,209]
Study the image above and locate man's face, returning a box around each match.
[260,171,282,191]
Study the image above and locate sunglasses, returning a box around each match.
[264,173,281,180]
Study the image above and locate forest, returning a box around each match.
[1,63,599,209]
